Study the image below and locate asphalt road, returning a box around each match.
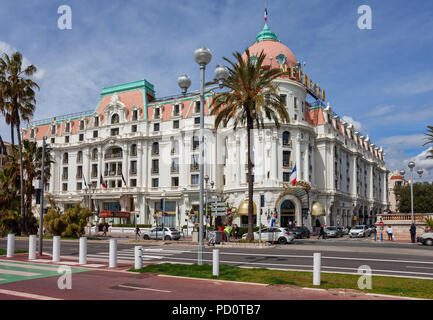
[2,237,433,279]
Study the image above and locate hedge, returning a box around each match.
[111,224,152,228]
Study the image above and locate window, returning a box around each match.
[130,144,137,156]
[94,116,99,127]
[173,120,179,129]
[51,138,55,144]
[280,94,287,106]
[51,125,56,135]
[194,101,200,113]
[76,166,83,178]
[283,172,290,182]
[62,183,68,191]
[294,114,297,121]
[65,123,70,132]
[111,113,120,124]
[77,182,82,191]
[111,128,119,136]
[132,110,138,121]
[192,136,199,150]
[171,140,179,154]
[79,120,85,131]
[93,130,98,138]
[130,179,137,187]
[191,174,199,185]
[282,131,290,146]
[171,159,179,173]
[30,129,35,138]
[194,117,200,124]
[191,154,199,171]
[153,123,160,132]
[283,151,291,167]
[63,153,68,164]
[173,104,180,116]
[91,164,98,178]
[152,159,159,174]
[171,177,179,187]
[294,97,298,109]
[130,161,137,174]
[152,142,159,155]
[154,108,160,119]
[152,178,159,188]
[131,125,137,133]
[62,167,68,180]
[79,133,84,141]
[65,136,69,143]
[92,148,98,160]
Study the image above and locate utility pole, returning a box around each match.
[39,136,46,256]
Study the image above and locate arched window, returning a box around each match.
[283,131,290,146]
[63,152,68,164]
[111,113,120,124]
[152,142,159,155]
[105,147,123,159]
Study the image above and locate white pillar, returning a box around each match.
[213,249,220,277]
[134,246,143,270]
[28,235,36,260]
[53,236,61,262]
[313,252,321,285]
[7,234,14,258]
[109,238,117,268]
[79,237,87,264]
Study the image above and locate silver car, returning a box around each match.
[143,227,181,240]
[242,227,295,244]
[349,225,369,238]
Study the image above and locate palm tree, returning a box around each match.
[209,49,290,241]
[423,125,433,159]
[0,52,39,233]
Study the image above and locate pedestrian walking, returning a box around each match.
[386,225,393,241]
[102,224,107,237]
[234,225,240,239]
[224,225,232,242]
[135,226,141,238]
[410,223,416,244]
[318,224,326,240]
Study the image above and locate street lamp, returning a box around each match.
[178,47,229,266]
[401,162,423,223]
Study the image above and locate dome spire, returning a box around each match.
[255,23,278,42]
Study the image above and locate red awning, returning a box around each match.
[99,211,130,218]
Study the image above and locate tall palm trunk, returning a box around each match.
[246,110,254,241]
[16,118,25,234]
[10,124,15,145]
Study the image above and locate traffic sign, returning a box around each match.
[211,202,226,207]
[379,221,384,227]
[208,198,222,203]
[212,212,226,217]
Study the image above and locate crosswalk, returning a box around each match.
[87,247,192,262]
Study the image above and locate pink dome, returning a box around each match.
[245,40,297,70]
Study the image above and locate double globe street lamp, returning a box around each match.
[178,47,229,265]
[400,161,423,223]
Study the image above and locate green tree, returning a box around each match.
[209,49,289,241]
[0,52,39,233]
[394,182,433,213]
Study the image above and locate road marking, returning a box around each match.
[117,284,171,293]
[0,269,42,277]
[82,264,105,268]
[0,289,62,300]
[406,266,433,270]
[0,262,60,271]
[57,261,80,265]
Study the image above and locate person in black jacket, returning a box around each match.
[410,223,416,244]
[318,224,326,240]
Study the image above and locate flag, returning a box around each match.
[121,173,127,187]
[100,174,106,189]
[264,0,268,22]
[289,164,297,186]
[83,175,88,188]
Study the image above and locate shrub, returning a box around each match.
[238,226,260,237]
[44,203,92,238]
[0,210,22,236]
[111,224,152,228]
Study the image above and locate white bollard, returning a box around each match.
[53,236,61,262]
[213,249,219,277]
[28,235,36,260]
[109,238,117,268]
[7,234,14,258]
[313,252,321,286]
[134,246,142,270]
[79,237,87,265]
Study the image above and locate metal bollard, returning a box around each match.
[7,234,14,258]
[213,249,219,277]
[134,246,143,270]
[109,238,117,268]
[79,237,87,264]
[313,252,321,286]
[29,235,36,260]
[53,236,61,262]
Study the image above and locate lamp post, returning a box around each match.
[178,47,229,266]
[39,136,47,256]
[400,162,424,223]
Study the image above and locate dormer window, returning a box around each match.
[79,120,85,131]
[154,108,160,119]
[173,104,180,116]
[132,110,138,121]
[65,122,70,133]
[111,113,120,124]
[30,129,35,139]
[51,125,56,135]
[94,116,99,127]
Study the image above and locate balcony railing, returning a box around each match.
[151,168,159,174]
[76,173,83,179]
[171,166,179,173]
[130,170,137,175]
[105,152,123,159]
[190,164,199,172]
[283,141,292,147]
[283,161,293,168]
[152,150,159,156]
[62,175,68,180]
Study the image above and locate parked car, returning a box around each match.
[349,225,369,238]
[291,226,311,239]
[340,226,350,235]
[324,226,343,238]
[143,227,181,240]
[417,232,433,246]
[336,226,345,237]
[367,224,376,235]
[242,227,295,244]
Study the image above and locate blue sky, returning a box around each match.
[0,0,432,180]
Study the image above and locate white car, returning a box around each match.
[242,227,295,244]
[349,225,369,238]
[417,232,433,246]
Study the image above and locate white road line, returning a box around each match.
[117,284,171,293]
[0,262,60,271]
[0,269,42,277]
[0,289,62,300]
[406,266,433,270]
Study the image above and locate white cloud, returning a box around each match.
[369,105,394,117]
[0,41,45,80]
[378,134,426,149]
[341,116,362,131]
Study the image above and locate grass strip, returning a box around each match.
[0,249,27,256]
[129,263,433,300]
